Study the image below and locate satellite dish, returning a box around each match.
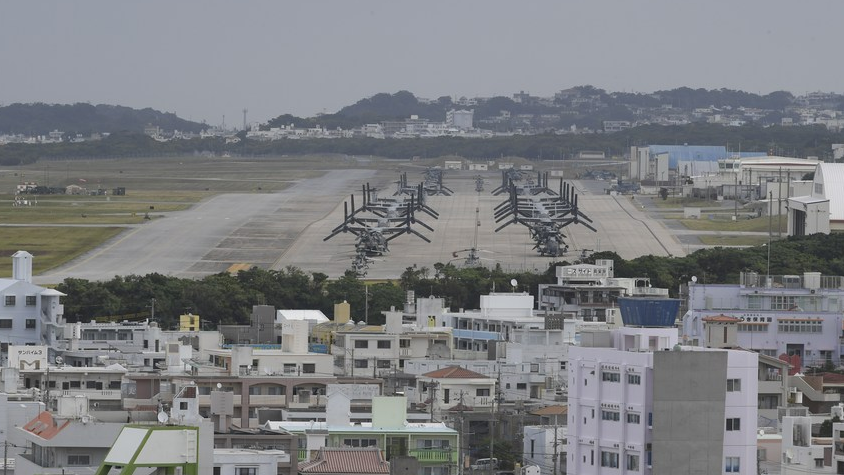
[691,276,698,283]
[157,411,169,424]
[216,383,222,389]
[510,278,518,288]
[55,355,63,365]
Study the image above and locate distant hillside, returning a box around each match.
[265,86,825,132]
[0,103,207,136]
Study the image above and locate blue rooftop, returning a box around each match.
[618,297,681,327]
[647,145,766,168]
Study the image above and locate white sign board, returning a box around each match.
[8,345,48,370]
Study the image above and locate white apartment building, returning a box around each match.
[682,271,844,368]
[523,425,567,475]
[0,251,65,357]
[404,348,567,403]
[331,311,452,377]
[567,323,758,475]
[781,415,835,474]
[446,109,474,130]
[435,293,563,358]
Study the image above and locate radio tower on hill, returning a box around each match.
[243,108,248,131]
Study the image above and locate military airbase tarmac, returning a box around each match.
[26,155,689,284]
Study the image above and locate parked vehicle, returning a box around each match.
[471,458,500,471]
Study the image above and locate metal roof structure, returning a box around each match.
[816,163,844,222]
[299,447,390,474]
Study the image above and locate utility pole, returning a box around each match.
[734,172,738,220]
[767,191,773,278]
[458,391,466,475]
[429,382,438,422]
[490,360,502,475]
[552,414,560,475]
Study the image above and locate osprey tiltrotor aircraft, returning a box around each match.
[325,182,437,275]
[494,179,596,257]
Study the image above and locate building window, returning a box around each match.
[725,456,740,473]
[777,318,822,333]
[354,359,368,368]
[516,383,527,390]
[400,339,410,348]
[627,373,641,385]
[302,363,316,374]
[377,360,391,369]
[626,413,640,424]
[25,295,36,306]
[726,418,741,431]
[600,451,619,468]
[476,388,490,397]
[377,340,391,349]
[4,296,15,306]
[601,371,620,382]
[727,379,741,392]
[772,296,797,311]
[248,386,261,395]
[26,319,36,329]
[67,454,91,466]
[354,340,368,349]
[343,438,377,447]
[601,410,620,422]
[236,468,257,475]
[626,453,639,471]
[0,319,13,329]
[284,363,296,374]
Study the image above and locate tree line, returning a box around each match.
[55,233,844,329]
[3,122,843,167]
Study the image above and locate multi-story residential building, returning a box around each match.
[567,299,758,475]
[682,271,844,368]
[266,396,458,475]
[446,109,474,130]
[124,324,342,427]
[433,293,563,358]
[0,251,65,358]
[16,397,126,475]
[58,319,167,371]
[412,366,497,417]
[781,415,834,474]
[523,424,566,475]
[20,363,127,412]
[404,351,566,403]
[331,311,452,376]
[537,261,669,326]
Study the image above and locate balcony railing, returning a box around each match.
[408,448,457,463]
[299,449,308,461]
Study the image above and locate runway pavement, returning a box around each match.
[277,173,686,279]
[34,168,687,283]
[34,169,376,284]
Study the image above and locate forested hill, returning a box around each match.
[0,103,207,136]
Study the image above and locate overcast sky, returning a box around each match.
[2,1,842,126]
